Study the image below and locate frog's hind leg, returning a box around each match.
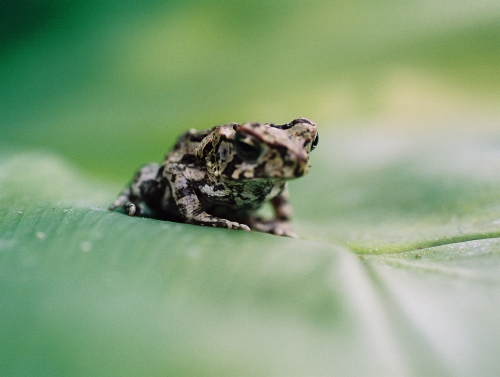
[109,163,160,217]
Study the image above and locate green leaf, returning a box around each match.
[2,122,500,376]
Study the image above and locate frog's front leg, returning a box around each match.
[109,163,160,216]
[166,164,251,231]
[249,185,298,238]
[269,188,297,238]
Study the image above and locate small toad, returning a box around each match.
[109,118,318,237]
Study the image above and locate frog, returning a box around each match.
[109,117,318,237]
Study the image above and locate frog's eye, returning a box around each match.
[310,133,319,151]
[234,133,262,161]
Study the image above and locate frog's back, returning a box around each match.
[166,128,212,163]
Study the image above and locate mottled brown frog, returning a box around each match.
[109,118,318,237]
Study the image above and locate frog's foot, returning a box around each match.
[249,218,298,238]
[125,202,137,216]
[208,219,251,232]
[109,194,128,212]
[223,220,251,232]
[125,202,151,217]
[187,213,251,232]
[109,196,145,217]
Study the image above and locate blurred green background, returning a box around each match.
[2,0,499,180]
[2,2,500,376]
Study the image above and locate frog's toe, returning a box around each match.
[239,223,251,232]
[125,202,137,216]
[277,228,298,238]
[226,221,251,232]
[274,225,298,238]
[247,218,297,237]
[110,195,128,211]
